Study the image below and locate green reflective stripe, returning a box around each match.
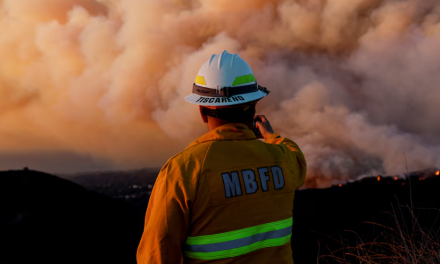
[232,74,256,86]
[186,217,292,245]
[184,234,291,260]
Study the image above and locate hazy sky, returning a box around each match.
[1,0,440,187]
[0,151,119,174]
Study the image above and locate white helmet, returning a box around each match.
[185,50,270,106]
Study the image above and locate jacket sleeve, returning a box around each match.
[137,158,195,264]
[265,133,307,190]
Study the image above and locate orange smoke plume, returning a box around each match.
[0,0,440,188]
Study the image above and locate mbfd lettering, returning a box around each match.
[222,166,285,198]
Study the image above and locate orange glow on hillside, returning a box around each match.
[436,171,439,176]
[377,176,381,181]
[339,184,342,187]
[394,176,398,180]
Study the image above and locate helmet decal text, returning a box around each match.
[195,96,245,104]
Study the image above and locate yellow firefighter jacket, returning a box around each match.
[137,123,307,264]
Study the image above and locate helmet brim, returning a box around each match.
[185,90,267,106]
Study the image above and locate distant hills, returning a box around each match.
[59,167,160,187]
[1,168,439,264]
[59,168,160,211]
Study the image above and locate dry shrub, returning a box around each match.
[319,206,440,264]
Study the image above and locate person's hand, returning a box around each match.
[254,115,275,140]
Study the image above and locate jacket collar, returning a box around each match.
[186,123,256,149]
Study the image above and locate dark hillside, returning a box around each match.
[293,170,440,263]
[0,170,143,264]
[2,169,439,264]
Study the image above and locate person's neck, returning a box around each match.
[207,116,253,131]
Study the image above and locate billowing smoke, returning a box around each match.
[1,0,439,187]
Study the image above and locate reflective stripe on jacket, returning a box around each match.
[137,123,307,264]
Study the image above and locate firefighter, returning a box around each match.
[137,50,307,264]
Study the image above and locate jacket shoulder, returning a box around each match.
[159,141,214,178]
[175,141,213,163]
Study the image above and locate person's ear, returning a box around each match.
[199,106,208,123]
[246,104,256,119]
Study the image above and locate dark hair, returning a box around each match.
[201,104,255,122]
